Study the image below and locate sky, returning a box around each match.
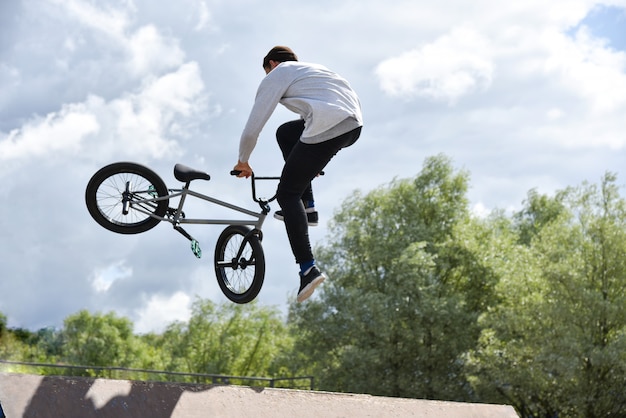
[1,0,625,333]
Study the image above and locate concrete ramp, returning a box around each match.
[0,373,518,417]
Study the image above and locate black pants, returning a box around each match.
[276,119,361,264]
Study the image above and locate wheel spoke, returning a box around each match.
[95,173,158,226]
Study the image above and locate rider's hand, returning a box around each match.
[233,161,252,178]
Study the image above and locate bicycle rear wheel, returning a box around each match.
[214,225,265,304]
[85,162,169,234]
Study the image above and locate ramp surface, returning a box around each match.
[0,373,518,417]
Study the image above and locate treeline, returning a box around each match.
[0,302,292,382]
[1,155,625,418]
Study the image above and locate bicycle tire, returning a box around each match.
[85,162,169,234]
[214,225,265,304]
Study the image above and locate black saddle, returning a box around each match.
[174,164,211,182]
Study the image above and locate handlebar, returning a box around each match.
[230,171,280,211]
[230,170,324,177]
[230,170,324,211]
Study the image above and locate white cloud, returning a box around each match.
[375,27,493,104]
[142,61,205,117]
[109,61,206,158]
[0,101,99,161]
[0,61,206,163]
[127,24,186,76]
[91,261,133,293]
[52,0,185,77]
[133,291,192,334]
[375,6,626,114]
[194,1,213,31]
[51,0,130,39]
[471,202,492,218]
[543,26,626,113]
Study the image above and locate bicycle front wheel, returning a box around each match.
[214,225,265,304]
[85,162,169,234]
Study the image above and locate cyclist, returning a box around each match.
[233,46,363,302]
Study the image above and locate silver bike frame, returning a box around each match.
[167,187,267,230]
[128,176,279,233]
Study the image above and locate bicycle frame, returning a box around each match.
[127,174,280,245]
[169,187,267,228]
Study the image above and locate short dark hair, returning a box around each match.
[263,46,298,69]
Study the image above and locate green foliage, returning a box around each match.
[288,155,495,399]
[61,310,139,369]
[0,301,293,384]
[0,313,6,338]
[468,173,626,417]
[0,313,24,361]
[157,299,291,379]
[513,188,566,246]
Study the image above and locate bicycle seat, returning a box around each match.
[174,164,211,182]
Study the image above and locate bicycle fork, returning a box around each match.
[224,229,263,270]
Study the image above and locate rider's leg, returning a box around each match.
[276,120,314,206]
[277,127,362,271]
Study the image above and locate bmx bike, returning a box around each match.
[85,161,281,304]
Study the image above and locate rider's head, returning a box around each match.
[263,46,298,74]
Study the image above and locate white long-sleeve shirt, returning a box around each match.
[238,61,363,163]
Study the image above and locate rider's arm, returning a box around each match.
[238,68,290,163]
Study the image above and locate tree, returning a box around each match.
[60,310,139,368]
[0,313,44,363]
[0,313,6,339]
[13,327,64,363]
[513,188,566,246]
[157,299,292,380]
[467,174,626,417]
[289,155,497,400]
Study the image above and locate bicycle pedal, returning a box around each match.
[191,239,202,259]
